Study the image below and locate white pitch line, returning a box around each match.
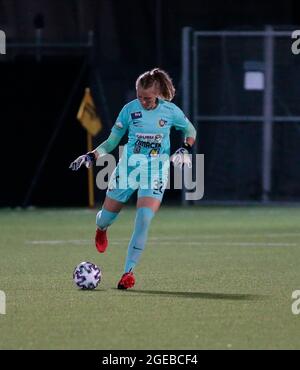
[149,233,300,240]
[26,239,298,247]
[26,231,300,246]
[26,240,91,245]
[146,241,298,247]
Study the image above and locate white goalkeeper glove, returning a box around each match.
[170,143,193,169]
[69,152,96,171]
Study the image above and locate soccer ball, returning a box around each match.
[73,261,101,290]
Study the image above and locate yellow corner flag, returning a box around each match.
[77,88,102,209]
[77,87,102,136]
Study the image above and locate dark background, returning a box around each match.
[1,0,300,207]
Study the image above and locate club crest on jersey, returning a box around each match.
[131,111,142,119]
[158,119,167,127]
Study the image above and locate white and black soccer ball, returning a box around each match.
[73,261,101,290]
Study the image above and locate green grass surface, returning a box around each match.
[1,206,300,349]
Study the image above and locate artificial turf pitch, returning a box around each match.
[1,206,300,349]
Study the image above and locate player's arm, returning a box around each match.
[70,104,129,171]
[69,132,122,171]
[171,120,197,168]
[93,132,123,158]
[182,120,196,148]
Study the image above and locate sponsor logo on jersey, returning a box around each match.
[131,111,142,119]
[149,149,160,157]
[133,120,143,127]
[133,133,163,155]
[135,133,163,143]
[134,141,161,149]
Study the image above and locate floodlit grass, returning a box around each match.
[1,206,300,349]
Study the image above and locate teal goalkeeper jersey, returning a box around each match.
[111,98,191,162]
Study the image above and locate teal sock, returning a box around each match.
[124,207,155,273]
[96,208,119,230]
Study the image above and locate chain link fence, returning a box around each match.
[182,26,300,202]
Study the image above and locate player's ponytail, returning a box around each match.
[136,68,176,101]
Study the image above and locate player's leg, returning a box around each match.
[118,193,163,290]
[96,196,123,229]
[125,197,160,265]
[95,165,135,253]
[95,196,123,253]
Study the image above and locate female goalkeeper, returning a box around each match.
[70,68,196,289]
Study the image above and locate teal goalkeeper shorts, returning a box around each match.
[105,165,167,203]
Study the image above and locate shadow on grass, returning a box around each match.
[77,288,108,292]
[112,288,266,301]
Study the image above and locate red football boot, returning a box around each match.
[117,272,135,290]
[95,228,108,253]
